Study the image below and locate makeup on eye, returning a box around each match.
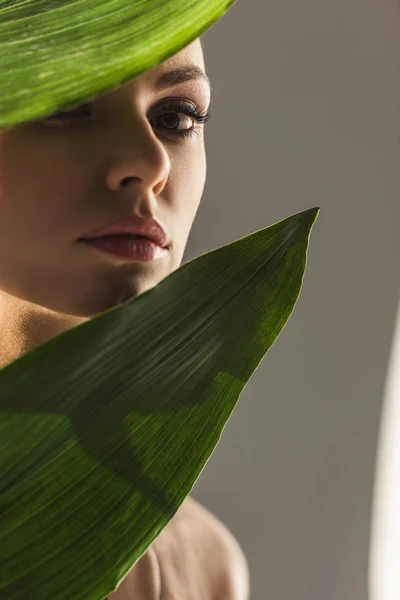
[43,98,213,139]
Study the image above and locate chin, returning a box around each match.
[62,275,167,319]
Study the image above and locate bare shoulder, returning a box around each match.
[153,495,250,600]
[179,495,248,565]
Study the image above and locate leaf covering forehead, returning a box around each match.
[0,0,236,129]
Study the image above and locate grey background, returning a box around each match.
[185,1,400,599]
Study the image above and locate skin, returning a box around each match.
[0,38,210,369]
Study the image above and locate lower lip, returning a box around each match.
[79,236,168,261]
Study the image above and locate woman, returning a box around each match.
[0,37,250,599]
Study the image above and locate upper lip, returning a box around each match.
[78,216,169,248]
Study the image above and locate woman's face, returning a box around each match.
[0,39,210,319]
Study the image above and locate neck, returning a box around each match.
[0,292,89,370]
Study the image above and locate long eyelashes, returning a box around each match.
[153,99,213,139]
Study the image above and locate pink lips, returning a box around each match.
[81,236,168,262]
[79,216,169,248]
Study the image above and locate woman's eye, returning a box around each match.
[152,111,195,135]
[44,100,212,140]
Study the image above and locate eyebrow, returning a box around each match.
[154,65,211,90]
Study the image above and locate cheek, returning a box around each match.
[177,146,206,213]
[165,151,206,270]
[0,134,90,246]
[171,149,206,249]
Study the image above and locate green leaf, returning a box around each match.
[0,0,236,129]
[0,206,319,600]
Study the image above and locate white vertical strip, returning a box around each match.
[370,293,400,600]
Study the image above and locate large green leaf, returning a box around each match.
[0,206,319,599]
[0,0,236,129]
